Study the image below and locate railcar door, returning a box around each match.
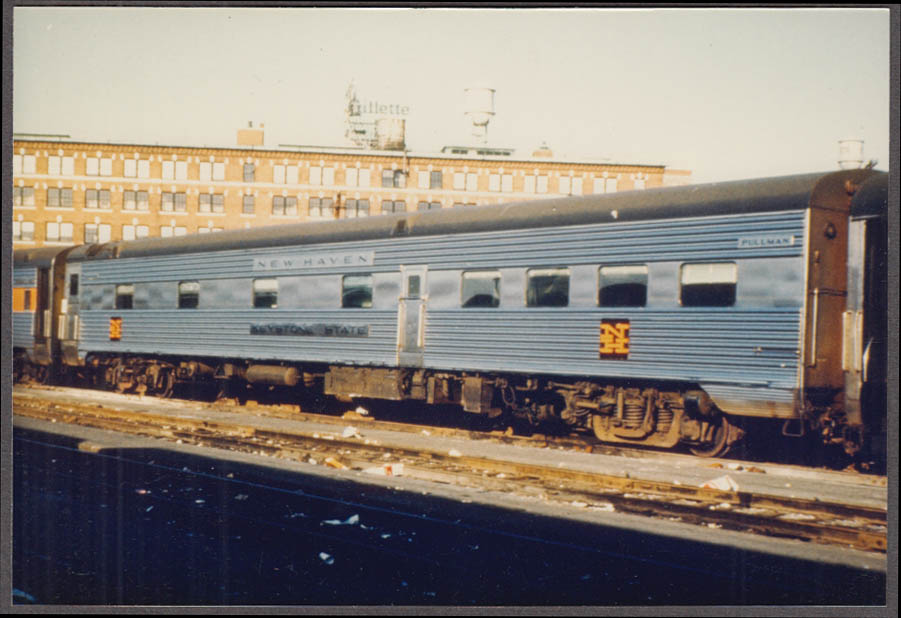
[60,263,83,366]
[397,265,427,367]
[32,267,53,364]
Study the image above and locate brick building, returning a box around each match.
[11,129,691,248]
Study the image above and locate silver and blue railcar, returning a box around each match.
[13,169,888,457]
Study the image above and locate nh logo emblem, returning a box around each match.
[600,320,630,360]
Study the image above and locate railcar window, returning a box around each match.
[69,274,79,297]
[178,281,200,309]
[599,265,647,307]
[527,268,570,307]
[253,278,278,309]
[342,275,373,308]
[461,271,501,308]
[24,290,32,311]
[115,284,134,310]
[406,276,421,299]
[680,263,737,307]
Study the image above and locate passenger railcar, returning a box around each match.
[12,169,888,458]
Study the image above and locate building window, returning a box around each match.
[525,175,548,193]
[46,222,74,243]
[381,169,406,188]
[62,156,75,176]
[178,281,200,309]
[501,174,513,192]
[524,175,536,193]
[461,271,501,308]
[418,170,444,190]
[681,263,737,307]
[85,189,106,209]
[122,225,149,241]
[13,221,35,241]
[115,284,134,310]
[527,268,569,307]
[124,159,137,177]
[84,223,111,244]
[453,172,465,190]
[309,166,322,185]
[417,201,441,211]
[161,192,186,212]
[49,156,61,175]
[344,199,370,218]
[243,163,255,183]
[571,177,583,195]
[124,190,136,210]
[599,265,648,307]
[605,177,618,193]
[272,196,298,216]
[199,193,224,213]
[160,226,186,237]
[175,161,188,181]
[273,165,286,184]
[86,157,100,176]
[100,158,113,176]
[342,275,373,308]
[489,174,501,192]
[253,278,278,308]
[162,160,175,180]
[465,173,478,192]
[200,161,226,181]
[559,176,571,195]
[242,195,255,214]
[47,188,73,208]
[13,187,35,207]
[309,197,335,219]
[634,176,646,190]
[381,200,406,214]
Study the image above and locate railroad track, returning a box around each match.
[13,389,887,554]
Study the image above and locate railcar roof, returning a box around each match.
[850,172,888,219]
[12,245,73,268]
[19,169,885,264]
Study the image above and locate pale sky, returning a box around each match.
[11,6,892,184]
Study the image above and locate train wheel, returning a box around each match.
[34,365,51,385]
[689,415,732,458]
[157,367,175,398]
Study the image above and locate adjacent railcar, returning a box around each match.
[12,169,888,458]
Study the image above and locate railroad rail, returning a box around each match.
[13,390,887,554]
